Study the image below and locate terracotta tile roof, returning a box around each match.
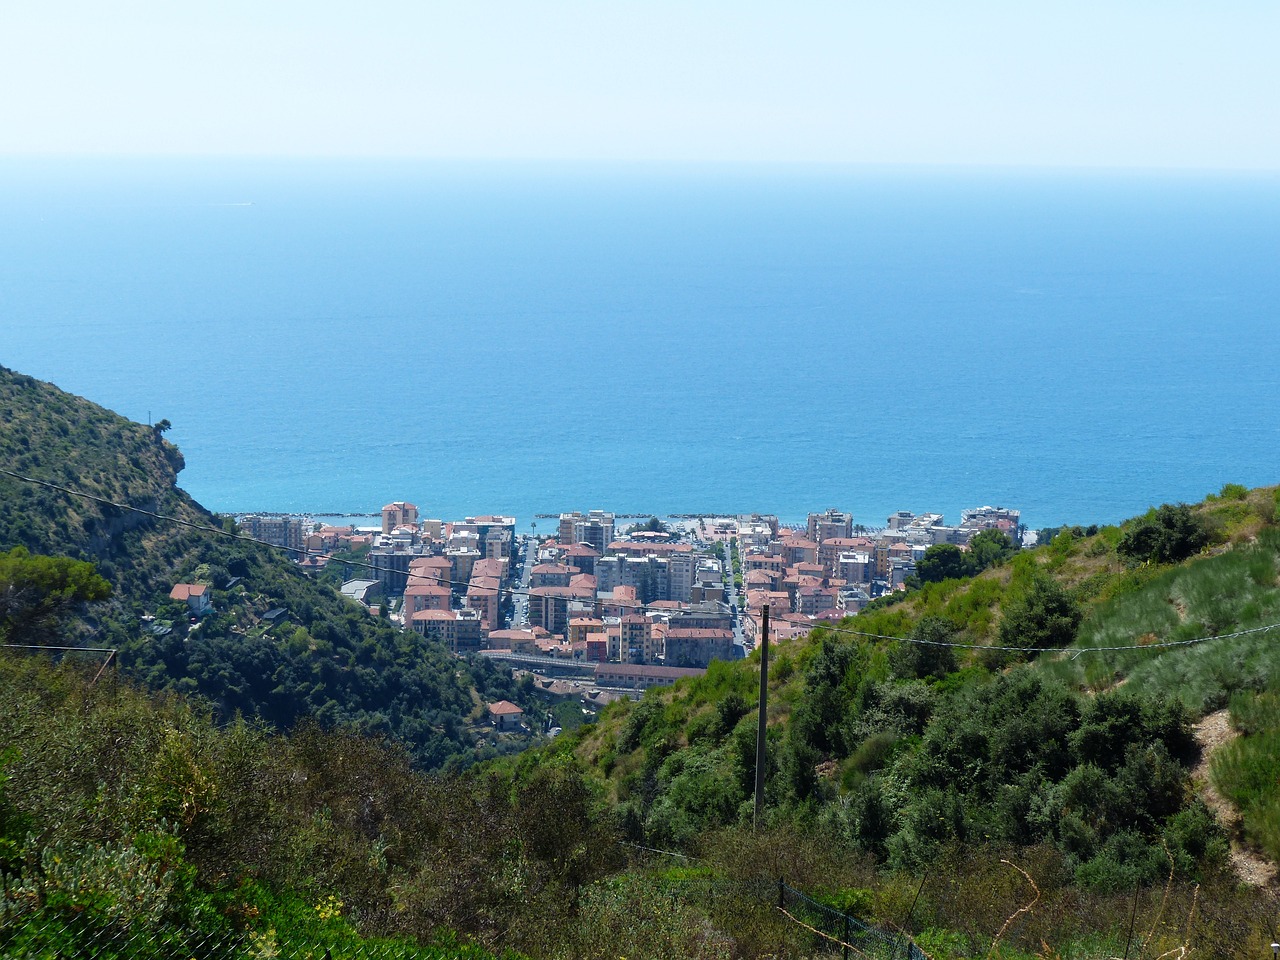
[471,559,507,578]
[780,537,819,549]
[169,584,207,600]
[405,583,451,597]
[409,556,452,570]
[411,609,456,621]
[489,629,537,641]
[605,541,694,555]
[487,700,524,716]
[532,563,575,574]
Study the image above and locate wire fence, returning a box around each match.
[0,912,488,960]
[4,842,924,959]
[777,881,926,960]
[620,840,927,960]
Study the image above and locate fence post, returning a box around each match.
[843,914,850,960]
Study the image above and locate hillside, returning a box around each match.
[0,365,532,769]
[0,654,617,959]
[9,364,1280,955]
[488,485,1280,954]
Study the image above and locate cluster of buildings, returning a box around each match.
[732,506,1022,645]
[240,500,1021,688]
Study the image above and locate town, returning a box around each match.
[233,504,1024,708]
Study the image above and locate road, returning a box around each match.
[510,534,536,627]
[704,527,747,656]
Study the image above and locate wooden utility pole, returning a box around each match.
[754,603,770,829]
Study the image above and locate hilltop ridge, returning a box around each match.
[0,365,533,769]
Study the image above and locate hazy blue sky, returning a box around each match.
[2,2,1277,168]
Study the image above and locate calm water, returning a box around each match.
[2,159,1278,530]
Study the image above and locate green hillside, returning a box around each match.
[0,655,608,959]
[509,484,1280,956]
[0,366,533,770]
[7,364,1280,956]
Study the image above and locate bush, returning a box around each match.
[1117,504,1210,565]
[1220,483,1249,501]
[891,617,959,681]
[998,578,1082,655]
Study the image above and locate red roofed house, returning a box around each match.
[488,699,525,732]
[169,583,211,615]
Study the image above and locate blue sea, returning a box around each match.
[2,158,1278,531]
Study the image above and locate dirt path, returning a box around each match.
[1192,708,1277,887]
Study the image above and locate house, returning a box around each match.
[169,583,211,616]
[488,700,525,732]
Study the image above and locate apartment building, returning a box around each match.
[381,502,418,535]
[807,509,853,543]
[240,515,306,554]
[620,614,662,664]
[558,510,615,553]
[664,628,735,668]
[410,608,484,654]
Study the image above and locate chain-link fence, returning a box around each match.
[620,841,928,960]
[0,912,492,960]
[777,880,927,960]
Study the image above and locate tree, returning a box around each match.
[998,577,1081,655]
[891,616,959,680]
[967,529,1015,573]
[916,544,969,584]
[1117,503,1209,565]
[0,547,112,645]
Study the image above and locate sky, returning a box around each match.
[1,2,1278,169]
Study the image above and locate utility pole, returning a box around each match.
[754,603,770,830]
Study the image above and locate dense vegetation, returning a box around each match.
[0,656,613,958]
[547,482,1280,956]
[5,365,1280,957]
[0,366,535,769]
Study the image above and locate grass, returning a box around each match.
[1042,529,1280,711]
[1212,687,1280,862]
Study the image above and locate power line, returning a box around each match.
[808,618,1280,655]
[3,467,1273,657]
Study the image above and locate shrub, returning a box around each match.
[1117,504,1210,565]
[998,578,1082,655]
[1220,483,1249,501]
[891,617,959,681]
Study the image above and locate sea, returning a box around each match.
[2,158,1278,533]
